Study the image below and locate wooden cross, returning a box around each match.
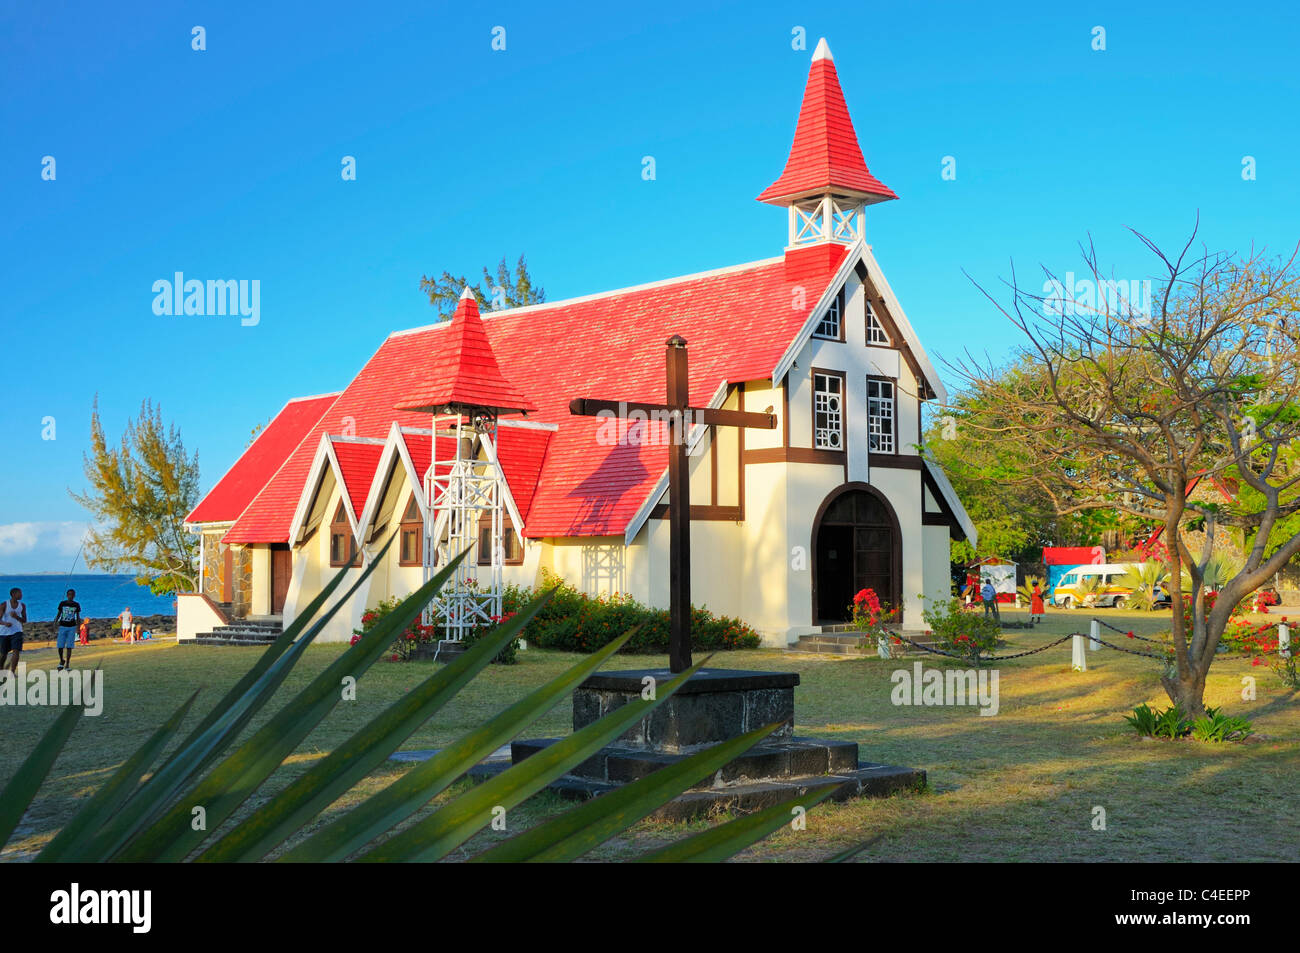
[569,335,777,673]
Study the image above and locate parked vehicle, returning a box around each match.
[1052,563,1141,609]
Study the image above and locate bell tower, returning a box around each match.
[758,38,897,248]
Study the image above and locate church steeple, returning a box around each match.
[758,38,896,248]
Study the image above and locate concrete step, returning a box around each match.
[186,621,283,646]
[789,632,941,657]
[466,756,924,822]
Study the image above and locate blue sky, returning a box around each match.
[2,0,1298,571]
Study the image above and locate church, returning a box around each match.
[177,38,976,647]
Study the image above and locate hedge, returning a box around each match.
[501,570,761,654]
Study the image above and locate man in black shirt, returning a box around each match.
[55,589,81,670]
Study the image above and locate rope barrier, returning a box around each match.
[886,616,1292,666]
[1091,617,1167,645]
[889,632,1075,663]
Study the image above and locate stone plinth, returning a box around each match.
[464,666,927,821]
[572,668,798,752]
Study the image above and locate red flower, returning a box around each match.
[1126,631,1134,638]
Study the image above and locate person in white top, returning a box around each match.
[1,587,27,674]
[118,607,134,643]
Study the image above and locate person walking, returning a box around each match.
[1,587,27,675]
[54,588,82,670]
[980,580,1001,622]
[77,616,91,645]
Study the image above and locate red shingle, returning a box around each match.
[396,290,535,415]
[187,393,338,525]
[330,439,384,519]
[757,45,896,205]
[225,249,847,544]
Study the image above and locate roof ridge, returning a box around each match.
[389,254,785,339]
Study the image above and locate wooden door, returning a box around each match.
[221,546,234,603]
[271,544,292,615]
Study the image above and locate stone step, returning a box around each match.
[790,633,941,657]
[188,636,278,647]
[186,621,282,646]
[512,736,862,788]
[465,757,924,822]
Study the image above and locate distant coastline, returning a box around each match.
[0,573,179,622]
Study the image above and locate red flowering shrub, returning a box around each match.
[851,587,899,644]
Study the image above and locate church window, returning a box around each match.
[399,493,423,566]
[813,371,845,451]
[866,302,891,345]
[813,289,844,340]
[867,378,896,453]
[478,517,524,566]
[329,501,357,567]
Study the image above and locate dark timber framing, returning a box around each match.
[570,339,776,673]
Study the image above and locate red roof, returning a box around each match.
[395,289,536,416]
[223,246,848,544]
[757,39,897,206]
[330,438,384,519]
[187,392,337,525]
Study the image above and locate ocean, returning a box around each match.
[0,574,178,621]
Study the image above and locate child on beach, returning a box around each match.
[78,617,90,645]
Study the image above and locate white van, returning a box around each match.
[1052,563,1139,609]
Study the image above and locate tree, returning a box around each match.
[72,399,201,596]
[419,253,545,320]
[924,359,1116,565]
[955,223,1300,715]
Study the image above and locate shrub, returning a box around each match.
[354,597,520,664]
[1153,704,1191,738]
[852,587,899,644]
[1122,702,1252,741]
[353,597,437,662]
[921,597,1001,664]
[500,569,760,655]
[1123,703,1159,736]
[1189,710,1255,743]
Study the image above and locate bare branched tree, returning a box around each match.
[953,221,1300,714]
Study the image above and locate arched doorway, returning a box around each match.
[812,484,901,624]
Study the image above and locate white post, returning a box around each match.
[1280,622,1291,659]
[1072,633,1087,671]
[1089,618,1101,651]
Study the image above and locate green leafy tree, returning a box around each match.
[71,399,200,595]
[924,369,1110,564]
[420,253,545,320]
[955,225,1300,715]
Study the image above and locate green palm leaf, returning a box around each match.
[37,690,198,862]
[634,783,842,863]
[0,697,84,849]
[358,658,712,863]
[115,550,468,862]
[198,588,556,862]
[470,721,785,863]
[279,624,642,863]
[164,535,396,776]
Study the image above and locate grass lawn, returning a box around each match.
[2,605,1297,862]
